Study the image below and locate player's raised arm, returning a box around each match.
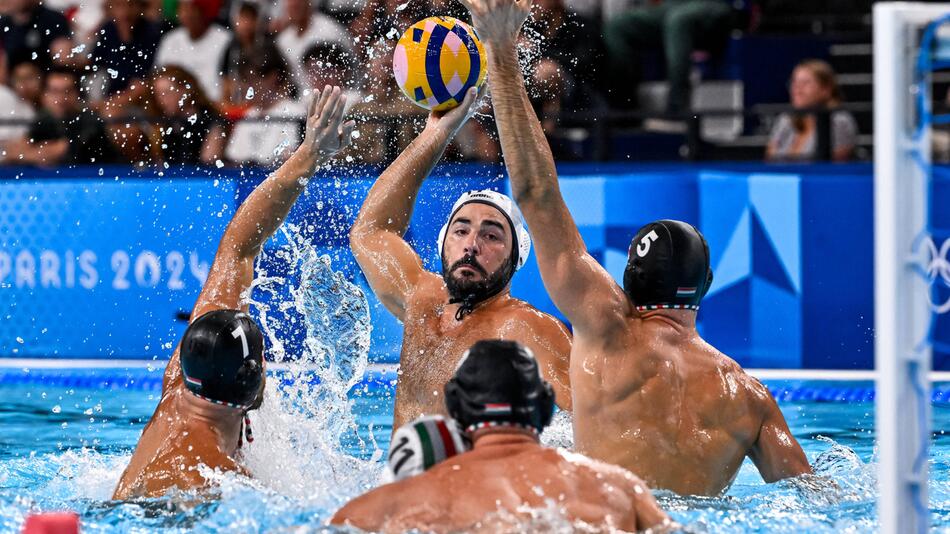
[350,88,482,320]
[458,0,628,331]
[163,86,353,390]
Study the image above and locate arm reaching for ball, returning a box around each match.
[163,86,354,391]
[349,87,485,321]
[457,0,629,333]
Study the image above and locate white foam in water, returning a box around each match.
[239,225,382,508]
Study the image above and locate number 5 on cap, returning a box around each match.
[637,230,659,258]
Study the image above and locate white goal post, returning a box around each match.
[874,4,950,533]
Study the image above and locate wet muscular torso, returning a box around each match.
[393,275,571,431]
[571,315,770,496]
[335,440,665,533]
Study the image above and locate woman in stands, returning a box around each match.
[149,65,227,166]
[765,59,858,163]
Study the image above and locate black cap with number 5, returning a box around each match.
[179,310,265,410]
[622,220,713,312]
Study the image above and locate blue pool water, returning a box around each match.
[0,371,948,533]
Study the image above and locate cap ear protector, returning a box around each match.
[444,340,555,433]
[180,310,265,409]
[437,190,532,272]
[622,220,713,311]
[384,415,469,482]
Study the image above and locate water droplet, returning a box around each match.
[215,159,224,168]
[51,405,61,414]
[15,337,23,344]
[188,114,197,125]
[107,68,118,79]
[245,87,255,100]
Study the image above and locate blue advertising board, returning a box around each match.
[0,163,944,370]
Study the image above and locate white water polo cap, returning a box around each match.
[384,415,469,482]
[436,190,532,271]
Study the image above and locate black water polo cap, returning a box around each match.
[444,339,555,434]
[179,309,265,409]
[622,220,714,311]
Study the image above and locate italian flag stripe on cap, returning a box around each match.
[414,421,435,469]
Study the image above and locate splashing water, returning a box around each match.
[240,223,379,505]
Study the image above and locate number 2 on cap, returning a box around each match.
[637,230,659,257]
[232,326,250,358]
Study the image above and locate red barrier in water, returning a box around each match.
[21,513,79,534]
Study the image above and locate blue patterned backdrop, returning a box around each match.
[0,163,942,370]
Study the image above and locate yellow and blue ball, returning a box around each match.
[392,16,487,111]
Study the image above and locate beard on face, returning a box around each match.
[442,253,513,304]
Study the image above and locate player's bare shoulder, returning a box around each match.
[404,272,450,310]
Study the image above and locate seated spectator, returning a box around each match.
[765,59,857,163]
[331,340,671,533]
[524,0,605,112]
[91,0,162,100]
[2,69,120,166]
[301,42,360,110]
[603,0,733,116]
[225,46,305,166]
[10,61,43,111]
[274,0,353,92]
[154,0,231,101]
[220,1,264,112]
[150,66,226,166]
[0,82,35,155]
[0,0,73,75]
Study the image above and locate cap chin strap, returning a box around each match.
[448,281,507,321]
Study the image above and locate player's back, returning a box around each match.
[572,313,769,496]
[336,440,664,533]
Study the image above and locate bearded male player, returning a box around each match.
[349,88,571,431]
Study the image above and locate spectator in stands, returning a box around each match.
[524,0,604,111]
[603,0,733,118]
[0,77,35,156]
[225,45,305,166]
[523,0,605,159]
[765,59,857,163]
[154,0,231,101]
[274,0,353,92]
[0,0,73,75]
[2,69,120,166]
[220,1,264,112]
[150,66,226,166]
[11,61,43,110]
[91,0,162,100]
[301,42,360,110]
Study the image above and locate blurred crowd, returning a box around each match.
[0,0,857,167]
[0,0,614,167]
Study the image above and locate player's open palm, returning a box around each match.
[457,0,532,46]
[300,85,356,161]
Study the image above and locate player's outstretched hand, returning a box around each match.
[425,83,488,137]
[298,85,356,162]
[457,0,532,47]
